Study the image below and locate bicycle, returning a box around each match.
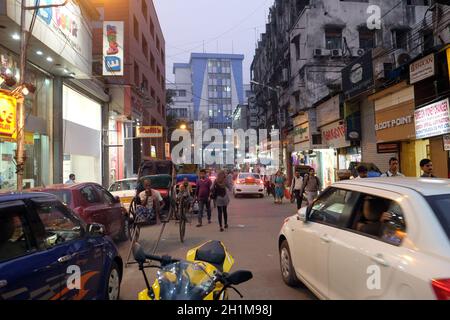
[177,194,192,243]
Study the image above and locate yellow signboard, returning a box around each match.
[447,48,450,81]
[0,92,17,137]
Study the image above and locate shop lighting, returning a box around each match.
[11,33,20,40]
[36,50,43,56]
[21,86,29,96]
[46,56,53,62]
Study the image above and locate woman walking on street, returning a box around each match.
[274,170,286,204]
[211,170,233,232]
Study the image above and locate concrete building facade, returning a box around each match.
[92,0,166,182]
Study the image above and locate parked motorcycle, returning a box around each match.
[133,240,253,300]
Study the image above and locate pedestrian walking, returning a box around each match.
[290,171,304,210]
[302,168,321,206]
[274,170,286,204]
[195,169,212,227]
[65,174,76,184]
[355,165,369,179]
[420,159,437,178]
[381,157,405,177]
[211,170,232,232]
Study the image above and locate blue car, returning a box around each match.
[0,192,123,300]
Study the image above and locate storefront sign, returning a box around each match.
[375,115,413,131]
[137,126,163,138]
[444,135,450,151]
[0,93,17,137]
[410,53,435,84]
[344,102,361,141]
[293,124,309,142]
[415,98,450,139]
[321,121,350,149]
[316,95,341,127]
[103,21,124,76]
[342,50,374,99]
[38,0,82,53]
[377,143,400,154]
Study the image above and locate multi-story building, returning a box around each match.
[251,0,310,175]
[166,64,194,122]
[92,0,166,182]
[251,0,442,184]
[172,53,245,131]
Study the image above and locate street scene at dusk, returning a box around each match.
[0,0,450,304]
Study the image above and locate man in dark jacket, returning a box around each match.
[196,169,212,227]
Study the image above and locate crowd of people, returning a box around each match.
[263,157,440,210]
[108,156,440,232]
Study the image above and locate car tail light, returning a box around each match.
[431,279,450,300]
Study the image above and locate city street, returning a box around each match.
[117,195,316,300]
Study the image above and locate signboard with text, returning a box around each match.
[103,21,124,76]
[321,121,350,149]
[409,53,435,84]
[415,98,450,139]
[342,50,374,99]
[137,126,163,138]
[0,93,17,138]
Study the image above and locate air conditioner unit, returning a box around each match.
[314,48,331,57]
[393,49,411,68]
[352,48,366,57]
[331,49,342,58]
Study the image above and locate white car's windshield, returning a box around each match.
[239,174,260,180]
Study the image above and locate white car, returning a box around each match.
[279,177,450,300]
[109,178,138,211]
[233,173,265,198]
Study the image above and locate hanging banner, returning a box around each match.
[103,21,124,76]
[0,93,17,138]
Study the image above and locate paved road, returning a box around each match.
[117,195,316,300]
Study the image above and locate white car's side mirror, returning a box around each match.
[297,207,308,223]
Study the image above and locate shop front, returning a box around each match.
[0,47,53,191]
[291,112,337,188]
[414,98,450,178]
[62,85,102,184]
[371,83,419,177]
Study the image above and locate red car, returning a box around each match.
[31,183,129,242]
